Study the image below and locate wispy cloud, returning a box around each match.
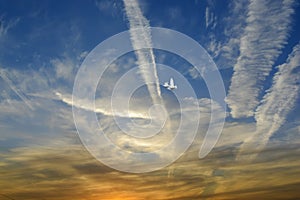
[215,0,248,69]
[204,3,221,60]
[95,0,121,17]
[226,0,295,118]
[0,15,19,37]
[237,43,300,161]
[123,0,162,105]
[204,0,248,69]
[51,57,77,83]
[0,68,33,110]
[205,6,216,29]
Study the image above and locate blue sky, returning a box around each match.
[1,0,300,199]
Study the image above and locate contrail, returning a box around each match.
[226,0,295,118]
[123,0,162,105]
[123,0,171,142]
[237,43,300,161]
[54,92,152,119]
[0,68,33,110]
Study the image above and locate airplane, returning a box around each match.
[163,77,177,90]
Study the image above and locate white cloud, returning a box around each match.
[51,57,77,82]
[0,56,82,144]
[226,0,295,118]
[55,91,152,120]
[237,43,300,161]
[0,68,34,109]
[206,35,222,59]
[123,0,162,105]
[204,0,248,69]
[188,67,201,79]
[77,51,89,61]
[52,85,227,159]
[204,3,221,60]
[0,96,76,144]
[205,6,217,29]
[216,0,248,68]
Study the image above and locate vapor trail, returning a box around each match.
[226,0,295,118]
[123,0,162,105]
[237,43,300,161]
[55,92,152,119]
[0,68,33,110]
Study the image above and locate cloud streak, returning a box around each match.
[0,68,33,110]
[215,0,248,69]
[237,43,300,160]
[226,0,295,118]
[205,6,216,29]
[123,0,162,105]
[54,92,152,120]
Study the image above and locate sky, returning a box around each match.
[0,0,300,199]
